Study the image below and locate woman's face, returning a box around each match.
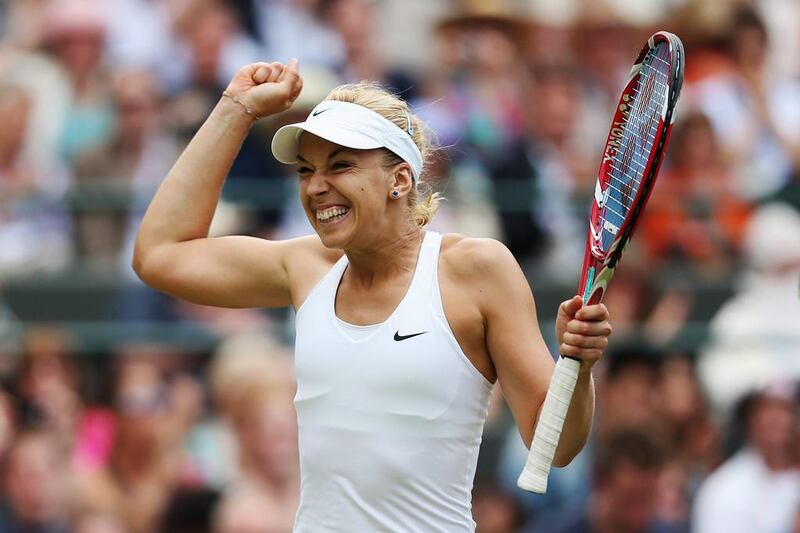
[296,134,394,249]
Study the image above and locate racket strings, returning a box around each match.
[612,59,669,177]
[608,53,670,184]
[598,43,671,251]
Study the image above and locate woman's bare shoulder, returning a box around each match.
[439,233,518,281]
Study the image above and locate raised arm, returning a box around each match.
[133,61,308,309]
[464,239,610,467]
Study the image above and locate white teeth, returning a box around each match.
[316,206,349,222]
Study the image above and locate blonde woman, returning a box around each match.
[134,60,612,532]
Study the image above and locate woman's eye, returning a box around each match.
[332,161,351,171]
[297,167,312,176]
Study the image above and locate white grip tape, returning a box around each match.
[517,356,581,493]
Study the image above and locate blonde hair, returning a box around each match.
[325,83,442,227]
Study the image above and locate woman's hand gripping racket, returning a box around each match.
[517,31,685,494]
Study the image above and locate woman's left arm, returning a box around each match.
[465,239,611,467]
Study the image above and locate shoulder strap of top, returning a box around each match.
[411,231,443,298]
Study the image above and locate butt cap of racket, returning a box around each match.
[517,463,549,494]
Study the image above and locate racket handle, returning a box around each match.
[517,356,581,494]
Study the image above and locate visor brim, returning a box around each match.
[271,121,384,164]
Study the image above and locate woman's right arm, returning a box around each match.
[133,60,306,309]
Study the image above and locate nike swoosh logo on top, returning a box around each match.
[312,108,330,116]
[393,331,428,342]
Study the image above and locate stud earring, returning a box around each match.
[391,190,400,199]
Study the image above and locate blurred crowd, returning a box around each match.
[0,0,799,531]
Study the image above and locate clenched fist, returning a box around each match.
[224,59,304,119]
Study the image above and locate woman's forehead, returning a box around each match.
[297,133,368,161]
[297,132,342,154]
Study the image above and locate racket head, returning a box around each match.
[579,31,685,305]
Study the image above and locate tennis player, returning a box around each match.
[133,60,612,532]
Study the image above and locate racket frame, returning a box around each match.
[580,31,685,307]
[517,31,684,494]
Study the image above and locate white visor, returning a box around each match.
[271,100,423,181]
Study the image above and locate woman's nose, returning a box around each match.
[306,171,330,196]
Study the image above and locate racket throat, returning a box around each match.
[581,266,596,304]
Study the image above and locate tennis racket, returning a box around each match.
[517,31,685,494]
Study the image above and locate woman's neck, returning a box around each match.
[344,226,423,287]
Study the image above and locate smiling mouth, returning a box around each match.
[315,206,351,223]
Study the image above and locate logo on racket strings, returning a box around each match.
[602,94,632,164]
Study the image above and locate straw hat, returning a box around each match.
[436,0,531,40]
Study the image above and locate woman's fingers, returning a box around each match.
[566,319,612,337]
[559,344,604,361]
[252,63,273,84]
[576,303,609,321]
[562,332,610,349]
[267,62,284,83]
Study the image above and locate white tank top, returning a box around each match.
[293,231,494,532]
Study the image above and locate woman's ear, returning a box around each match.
[389,163,414,198]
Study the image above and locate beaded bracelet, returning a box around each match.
[222,91,260,121]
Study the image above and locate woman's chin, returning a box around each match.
[314,211,354,247]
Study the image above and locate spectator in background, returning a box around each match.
[322,0,417,96]
[422,3,528,159]
[14,327,120,478]
[595,345,665,439]
[71,69,179,270]
[652,353,722,531]
[0,2,73,186]
[694,383,800,533]
[656,354,721,487]
[43,0,116,162]
[223,378,299,529]
[0,82,72,278]
[527,427,670,533]
[639,112,751,277]
[699,202,800,414]
[199,332,296,489]
[241,0,346,70]
[690,5,800,201]
[166,0,260,96]
[76,357,199,533]
[104,0,178,75]
[0,430,71,533]
[209,333,299,531]
[322,0,381,82]
[16,328,83,454]
[490,64,588,280]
